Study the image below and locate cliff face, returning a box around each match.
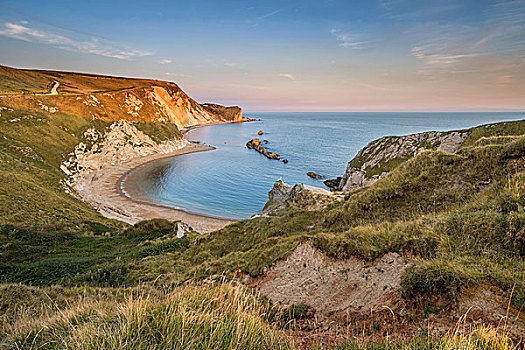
[335,130,468,191]
[0,65,245,129]
[262,180,342,215]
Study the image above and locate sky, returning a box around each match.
[0,0,524,112]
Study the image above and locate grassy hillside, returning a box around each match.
[0,64,173,95]
[2,121,524,294]
[1,117,524,348]
[0,106,180,230]
[0,65,244,129]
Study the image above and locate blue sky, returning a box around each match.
[0,0,524,111]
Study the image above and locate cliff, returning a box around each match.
[332,130,468,191]
[0,64,245,129]
[329,120,525,194]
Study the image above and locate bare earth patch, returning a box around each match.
[250,242,409,316]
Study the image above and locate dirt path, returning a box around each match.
[49,81,59,95]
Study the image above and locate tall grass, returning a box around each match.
[4,282,293,350]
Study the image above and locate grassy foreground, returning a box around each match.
[0,282,521,350]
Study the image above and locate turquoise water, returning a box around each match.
[129,112,524,219]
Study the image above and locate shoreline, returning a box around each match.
[84,120,254,233]
[82,141,236,233]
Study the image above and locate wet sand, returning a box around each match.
[84,142,236,233]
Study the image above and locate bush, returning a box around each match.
[401,260,476,300]
[122,219,175,238]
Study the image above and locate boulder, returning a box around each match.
[324,177,342,189]
[282,158,288,163]
[258,130,264,135]
[307,171,322,179]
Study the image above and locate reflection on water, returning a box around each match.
[129,112,525,219]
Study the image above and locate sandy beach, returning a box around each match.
[83,142,236,233]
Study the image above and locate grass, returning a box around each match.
[1,282,521,350]
[0,282,294,350]
[1,130,523,307]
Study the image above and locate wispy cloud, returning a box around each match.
[256,8,283,21]
[279,73,295,80]
[159,58,172,64]
[164,72,192,78]
[411,46,478,66]
[0,21,152,60]
[330,29,371,49]
[409,0,525,72]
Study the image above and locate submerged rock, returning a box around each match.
[246,139,280,160]
[307,171,322,179]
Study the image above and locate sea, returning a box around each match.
[126,112,525,219]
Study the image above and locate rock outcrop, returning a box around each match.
[246,139,280,160]
[332,130,468,191]
[249,242,409,317]
[261,180,342,215]
[61,121,188,190]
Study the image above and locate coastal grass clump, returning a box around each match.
[1,282,294,350]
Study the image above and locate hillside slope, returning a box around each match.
[0,65,245,230]
[0,64,245,129]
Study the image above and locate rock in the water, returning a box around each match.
[282,158,288,163]
[324,177,342,190]
[246,139,280,160]
[263,140,269,144]
[262,180,343,215]
[307,171,322,179]
[258,130,264,135]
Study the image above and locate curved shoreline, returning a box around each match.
[84,141,236,233]
[80,119,256,232]
[119,143,239,223]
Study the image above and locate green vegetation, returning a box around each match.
[0,282,294,350]
[1,113,524,348]
[0,106,181,229]
[1,282,520,349]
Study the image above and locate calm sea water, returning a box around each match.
[129,112,524,219]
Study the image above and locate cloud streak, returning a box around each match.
[279,73,295,80]
[0,22,152,60]
[257,8,283,21]
[330,29,371,49]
